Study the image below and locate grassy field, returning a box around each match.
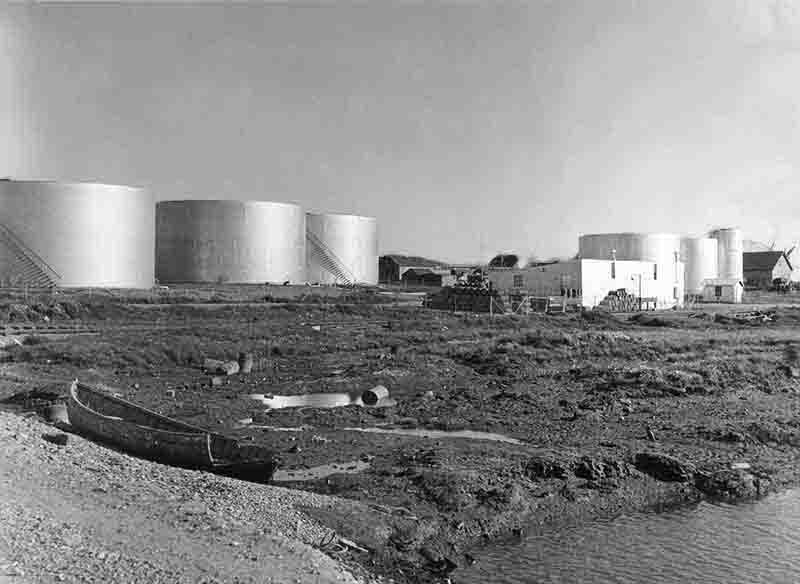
[2,287,800,582]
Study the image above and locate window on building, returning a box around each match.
[715,286,723,297]
[673,286,678,299]
[654,264,658,280]
[611,262,616,279]
[513,274,524,287]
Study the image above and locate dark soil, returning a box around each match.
[3,288,800,583]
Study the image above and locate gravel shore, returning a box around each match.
[0,410,377,584]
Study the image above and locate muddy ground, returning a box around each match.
[2,288,800,583]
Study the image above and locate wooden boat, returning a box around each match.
[67,380,278,481]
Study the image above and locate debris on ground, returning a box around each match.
[41,432,69,446]
[202,358,240,376]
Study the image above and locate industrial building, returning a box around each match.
[306,213,378,286]
[577,232,684,308]
[743,251,793,289]
[487,258,684,310]
[155,200,306,284]
[379,255,448,284]
[0,179,154,288]
[487,229,745,308]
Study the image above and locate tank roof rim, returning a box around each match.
[0,179,146,191]
[156,199,302,208]
[579,232,680,238]
[306,211,376,220]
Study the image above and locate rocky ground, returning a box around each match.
[2,289,800,583]
[0,409,384,584]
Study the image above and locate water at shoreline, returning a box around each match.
[454,489,800,584]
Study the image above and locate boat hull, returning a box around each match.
[67,381,277,481]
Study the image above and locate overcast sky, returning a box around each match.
[2,1,800,262]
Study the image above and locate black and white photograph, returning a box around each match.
[2,1,800,583]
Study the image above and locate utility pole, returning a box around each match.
[631,273,643,311]
[638,274,642,311]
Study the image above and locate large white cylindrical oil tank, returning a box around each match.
[680,237,718,295]
[709,227,743,282]
[306,213,378,285]
[579,233,681,267]
[0,180,154,287]
[156,200,306,284]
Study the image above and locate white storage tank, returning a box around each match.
[709,227,743,283]
[156,200,306,284]
[306,213,378,285]
[579,233,681,266]
[0,179,154,287]
[680,237,718,295]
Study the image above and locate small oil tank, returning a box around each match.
[680,237,718,295]
[709,227,743,282]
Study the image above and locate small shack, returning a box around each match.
[400,268,453,287]
[700,278,744,303]
[379,255,448,284]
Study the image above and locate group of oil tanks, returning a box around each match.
[156,200,377,286]
[578,229,743,297]
[0,180,378,288]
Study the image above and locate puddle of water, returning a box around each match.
[244,424,314,432]
[272,460,370,482]
[248,392,396,409]
[250,392,362,408]
[343,426,523,444]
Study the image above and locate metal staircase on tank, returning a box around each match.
[306,230,357,285]
[0,223,62,289]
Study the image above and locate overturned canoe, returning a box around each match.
[67,380,278,481]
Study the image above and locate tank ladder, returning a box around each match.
[0,222,62,289]
[306,230,357,285]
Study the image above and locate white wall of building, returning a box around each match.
[701,278,743,303]
[488,258,684,309]
[581,259,683,309]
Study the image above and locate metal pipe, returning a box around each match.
[361,385,389,406]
